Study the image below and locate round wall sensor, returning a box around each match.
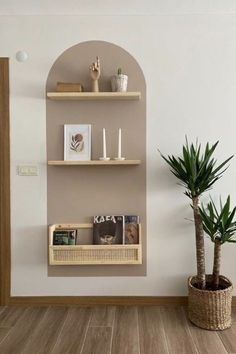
[15,51,28,62]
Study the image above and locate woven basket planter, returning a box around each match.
[188,275,233,330]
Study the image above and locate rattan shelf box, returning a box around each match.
[49,223,142,265]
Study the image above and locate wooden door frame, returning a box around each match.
[0,58,10,305]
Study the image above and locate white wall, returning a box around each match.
[1,0,236,15]
[1,6,236,295]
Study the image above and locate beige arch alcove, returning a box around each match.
[46,40,146,276]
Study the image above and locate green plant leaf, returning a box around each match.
[199,196,236,245]
[160,139,233,199]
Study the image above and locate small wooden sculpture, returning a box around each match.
[89,56,100,92]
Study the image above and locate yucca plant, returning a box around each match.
[200,196,236,290]
[161,139,233,289]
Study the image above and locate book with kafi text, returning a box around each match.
[93,216,124,245]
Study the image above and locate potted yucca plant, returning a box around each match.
[161,139,233,329]
[200,196,236,290]
[188,196,236,330]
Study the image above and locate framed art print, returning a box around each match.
[64,124,91,161]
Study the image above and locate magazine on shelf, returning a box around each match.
[53,230,77,245]
[93,215,124,245]
[124,216,140,244]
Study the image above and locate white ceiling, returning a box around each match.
[1,0,236,15]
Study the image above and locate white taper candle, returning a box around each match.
[118,128,121,158]
[103,128,107,158]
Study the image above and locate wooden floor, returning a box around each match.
[0,306,235,354]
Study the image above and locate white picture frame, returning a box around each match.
[64,124,91,161]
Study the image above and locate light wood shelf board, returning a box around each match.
[47,92,141,100]
[48,160,141,166]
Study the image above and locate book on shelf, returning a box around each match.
[92,215,140,245]
[53,230,77,245]
[56,82,83,92]
[93,216,124,245]
[124,215,140,244]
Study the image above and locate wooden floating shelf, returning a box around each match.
[47,92,141,101]
[48,160,141,166]
[49,224,142,265]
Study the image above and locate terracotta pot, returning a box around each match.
[188,275,233,330]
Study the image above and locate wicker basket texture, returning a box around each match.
[188,275,233,330]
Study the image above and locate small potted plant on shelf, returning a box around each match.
[160,139,234,330]
[111,68,128,92]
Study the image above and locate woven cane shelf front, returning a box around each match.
[49,223,142,265]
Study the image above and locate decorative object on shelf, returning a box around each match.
[125,215,139,244]
[99,128,110,161]
[89,56,100,92]
[111,68,128,92]
[56,82,83,92]
[64,124,91,161]
[114,128,125,161]
[161,139,233,330]
[93,215,124,245]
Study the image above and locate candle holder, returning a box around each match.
[115,128,125,160]
[114,157,125,161]
[100,128,110,161]
[99,157,111,161]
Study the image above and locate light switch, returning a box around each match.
[17,165,39,176]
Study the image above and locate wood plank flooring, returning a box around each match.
[0,306,234,354]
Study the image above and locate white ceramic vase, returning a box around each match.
[111,74,128,92]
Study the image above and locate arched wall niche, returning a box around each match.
[46,40,146,276]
